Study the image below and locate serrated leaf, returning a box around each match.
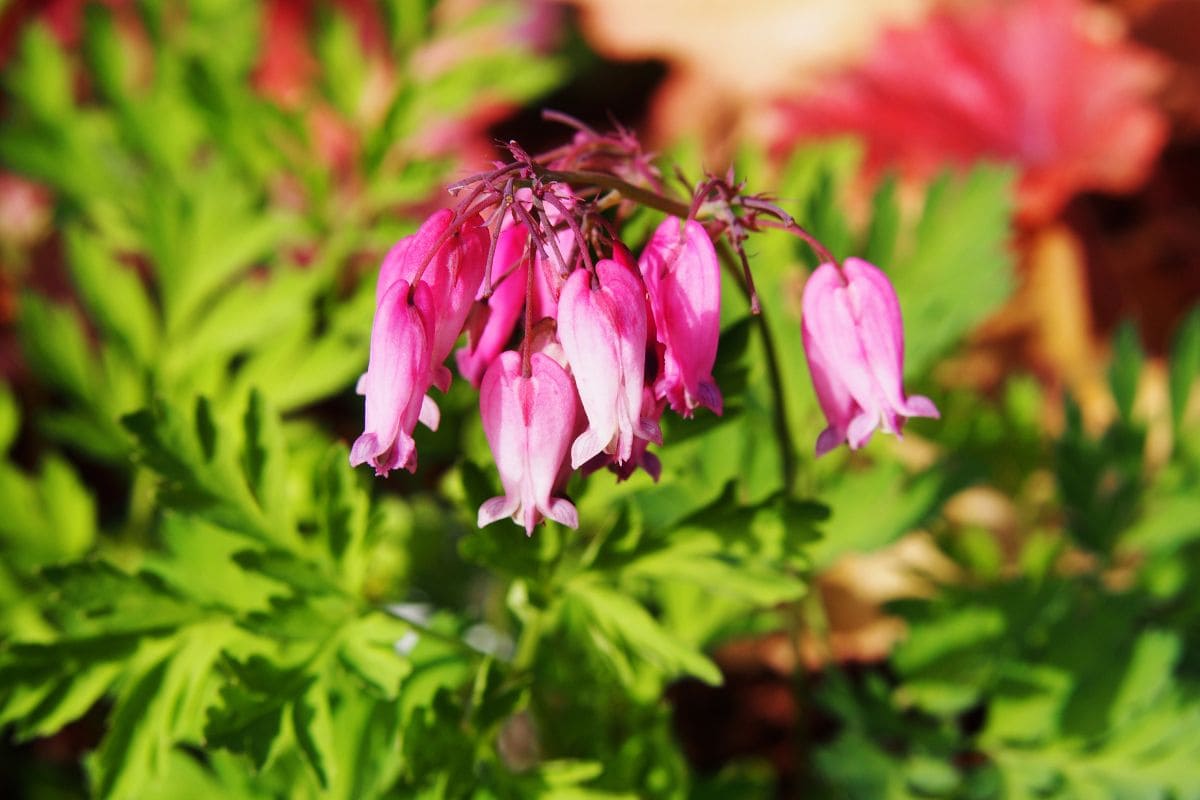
[339,613,413,698]
[293,679,337,788]
[44,561,199,636]
[566,580,722,686]
[315,444,368,591]
[93,624,230,800]
[165,265,321,378]
[241,390,288,528]
[622,536,806,606]
[36,454,97,560]
[232,548,339,596]
[205,655,309,770]
[122,398,276,541]
[894,165,1015,378]
[0,638,134,738]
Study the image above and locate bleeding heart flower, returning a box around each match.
[378,208,489,391]
[801,258,939,455]
[350,280,440,476]
[608,388,666,483]
[639,217,723,417]
[456,223,531,387]
[477,351,579,535]
[558,259,661,468]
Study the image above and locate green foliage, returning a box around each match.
[14,2,1177,798]
[807,314,1200,799]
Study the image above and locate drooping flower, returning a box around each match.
[639,217,723,417]
[558,258,661,468]
[456,219,563,388]
[801,258,939,455]
[350,280,439,476]
[456,223,531,387]
[607,388,665,483]
[378,208,489,390]
[477,351,579,535]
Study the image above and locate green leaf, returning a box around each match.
[0,383,18,454]
[4,25,74,122]
[810,464,950,568]
[64,224,159,365]
[314,444,369,592]
[565,580,722,686]
[122,397,277,542]
[894,605,1007,673]
[894,165,1015,378]
[316,11,370,117]
[1108,631,1179,729]
[1168,307,1200,432]
[241,390,288,529]
[293,678,337,788]
[864,173,901,267]
[17,292,100,402]
[82,3,132,103]
[204,655,307,770]
[621,534,807,607]
[1109,321,1144,422]
[43,561,198,636]
[338,613,413,698]
[0,454,95,567]
[0,639,133,740]
[92,624,232,799]
[165,265,322,379]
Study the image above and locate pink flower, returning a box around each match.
[639,217,723,417]
[477,351,579,535]
[455,221,561,388]
[456,224,531,387]
[801,259,939,455]
[378,208,489,390]
[350,280,440,476]
[771,0,1166,224]
[606,388,665,483]
[558,259,661,468]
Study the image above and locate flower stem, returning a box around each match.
[717,241,798,494]
[539,169,692,220]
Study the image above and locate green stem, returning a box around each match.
[757,309,799,495]
[717,242,799,495]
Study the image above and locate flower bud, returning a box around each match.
[558,259,661,468]
[477,351,579,535]
[801,258,939,455]
[350,280,438,475]
[639,217,723,417]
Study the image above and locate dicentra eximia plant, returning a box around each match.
[350,114,939,534]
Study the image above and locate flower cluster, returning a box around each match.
[351,119,938,534]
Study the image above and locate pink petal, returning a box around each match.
[640,217,723,417]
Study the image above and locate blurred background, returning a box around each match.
[2,0,1200,798]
